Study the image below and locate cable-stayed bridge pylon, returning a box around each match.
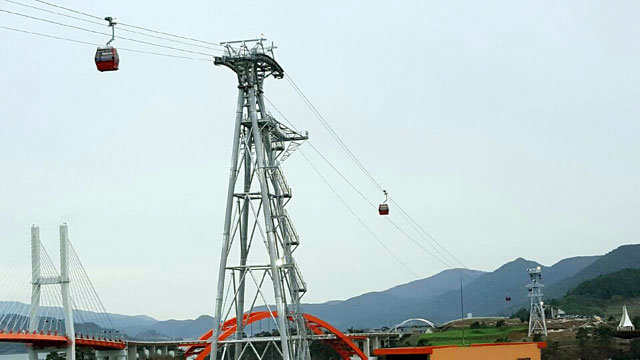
[0,224,125,360]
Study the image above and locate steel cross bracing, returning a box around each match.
[211,39,311,360]
[526,267,547,337]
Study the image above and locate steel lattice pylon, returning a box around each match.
[526,266,547,337]
[211,39,310,360]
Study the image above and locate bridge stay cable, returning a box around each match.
[0,247,30,330]
[68,243,118,336]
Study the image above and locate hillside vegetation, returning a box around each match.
[567,268,640,300]
[548,268,640,318]
[544,244,640,300]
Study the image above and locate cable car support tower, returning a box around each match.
[526,267,547,337]
[211,39,311,360]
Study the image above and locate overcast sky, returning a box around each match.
[1,1,639,320]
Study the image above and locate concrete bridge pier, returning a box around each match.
[159,346,168,356]
[136,347,146,359]
[147,346,157,357]
[95,349,127,360]
[127,345,138,360]
[362,338,371,358]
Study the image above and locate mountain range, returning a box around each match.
[3,244,639,341]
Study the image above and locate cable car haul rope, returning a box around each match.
[0,0,471,279]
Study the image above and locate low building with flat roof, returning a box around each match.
[374,342,546,360]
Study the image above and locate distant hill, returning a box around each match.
[145,315,213,340]
[383,268,486,300]
[548,268,640,317]
[545,244,640,300]
[3,244,638,341]
[300,268,485,330]
[401,255,600,324]
[568,268,640,300]
[298,254,599,328]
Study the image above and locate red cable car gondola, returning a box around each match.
[95,47,119,72]
[378,190,389,215]
[95,17,119,72]
[505,296,511,302]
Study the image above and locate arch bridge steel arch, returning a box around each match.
[183,312,367,360]
[392,318,437,333]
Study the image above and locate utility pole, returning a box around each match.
[526,266,547,337]
[210,39,310,360]
[460,278,465,345]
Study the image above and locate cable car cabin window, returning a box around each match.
[96,48,117,61]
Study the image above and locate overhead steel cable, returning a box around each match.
[0,8,216,57]
[31,0,225,48]
[32,0,100,19]
[389,198,468,268]
[284,73,469,269]
[3,0,223,52]
[298,150,421,279]
[0,25,212,61]
[284,74,384,191]
[116,22,224,48]
[264,96,459,269]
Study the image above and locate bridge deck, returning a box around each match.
[0,332,125,350]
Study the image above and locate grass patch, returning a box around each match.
[418,326,528,346]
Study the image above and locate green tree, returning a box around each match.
[494,336,510,343]
[630,338,640,358]
[495,319,506,328]
[632,316,640,329]
[575,327,589,347]
[76,347,95,360]
[511,308,529,323]
[593,325,615,347]
[46,352,65,360]
[470,321,481,329]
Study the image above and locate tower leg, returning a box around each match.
[247,86,292,360]
[258,91,310,360]
[211,87,246,360]
[234,135,251,360]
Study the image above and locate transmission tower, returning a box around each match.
[526,266,547,337]
[211,39,310,360]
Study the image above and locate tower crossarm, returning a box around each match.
[214,39,284,80]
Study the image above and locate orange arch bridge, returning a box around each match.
[183,312,367,360]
